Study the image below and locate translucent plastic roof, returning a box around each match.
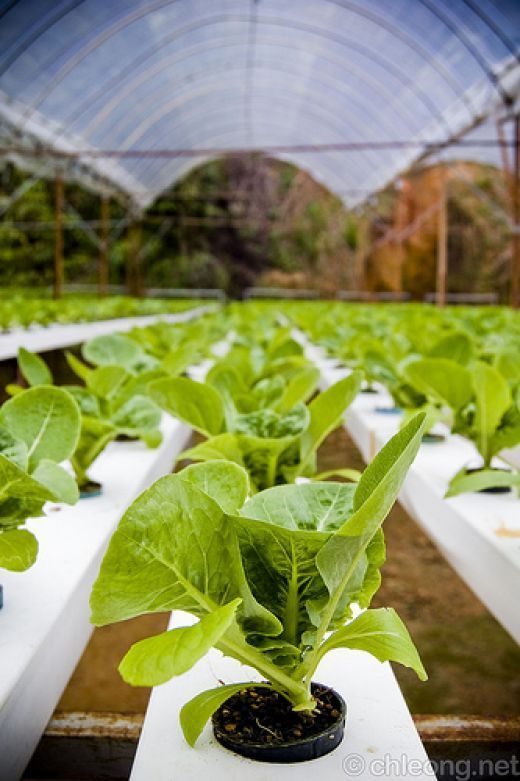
[0,0,519,210]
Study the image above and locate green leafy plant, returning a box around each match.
[0,294,204,332]
[7,347,164,493]
[447,362,520,496]
[149,370,363,489]
[65,364,163,491]
[90,413,427,746]
[0,386,81,571]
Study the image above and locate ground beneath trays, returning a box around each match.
[57,428,520,716]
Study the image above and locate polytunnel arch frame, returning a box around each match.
[1,0,519,204]
[57,14,464,139]
[4,0,511,120]
[0,0,519,303]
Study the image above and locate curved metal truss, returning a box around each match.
[0,0,519,209]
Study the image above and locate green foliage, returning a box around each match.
[91,416,427,744]
[153,369,362,490]
[0,386,81,572]
[13,344,164,489]
[292,300,520,494]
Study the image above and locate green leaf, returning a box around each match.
[300,372,363,468]
[111,395,161,433]
[179,461,249,513]
[234,405,309,440]
[161,344,194,376]
[150,377,224,437]
[429,332,473,365]
[446,467,520,497]
[82,333,144,370]
[277,366,320,412]
[65,351,92,382]
[312,468,361,482]
[236,483,357,646]
[317,608,427,680]
[71,416,116,482]
[18,347,52,386]
[5,384,25,397]
[32,460,79,505]
[234,406,309,489]
[403,359,472,413]
[140,429,163,448]
[0,386,81,469]
[90,474,279,638]
[241,481,356,533]
[489,404,520,455]
[205,365,243,427]
[119,599,242,686]
[180,682,272,747]
[472,362,512,464]
[86,365,131,401]
[0,529,38,572]
[63,386,101,417]
[351,412,427,517]
[305,413,426,678]
[179,434,244,467]
[0,426,28,470]
[0,453,55,504]
[495,350,520,385]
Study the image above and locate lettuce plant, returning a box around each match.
[404,358,520,495]
[447,362,520,495]
[65,364,163,491]
[149,370,362,489]
[8,347,163,493]
[0,386,81,572]
[90,413,427,746]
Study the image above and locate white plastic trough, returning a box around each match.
[304,340,520,647]
[0,415,191,781]
[130,612,435,781]
[0,304,214,361]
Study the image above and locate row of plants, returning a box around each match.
[0,293,206,332]
[0,312,222,571]
[286,302,520,497]
[1,304,429,763]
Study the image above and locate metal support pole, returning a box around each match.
[394,178,410,292]
[127,218,142,297]
[53,175,64,300]
[99,195,109,297]
[511,115,520,309]
[436,172,447,307]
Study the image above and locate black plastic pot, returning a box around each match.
[465,467,512,494]
[212,683,346,764]
[422,433,446,444]
[80,480,103,499]
[361,386,379,394]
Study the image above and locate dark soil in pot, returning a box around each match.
[212,682,346,763]
[115,433,138,442]
[361,386,379,394]
[79,479,103,499]
[422,433,446,444]
[465,467,513,494]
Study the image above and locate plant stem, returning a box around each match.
[219,630,314,709]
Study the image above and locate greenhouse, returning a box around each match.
[0,1,519,780]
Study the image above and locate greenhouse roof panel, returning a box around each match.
[0,0,518,209]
